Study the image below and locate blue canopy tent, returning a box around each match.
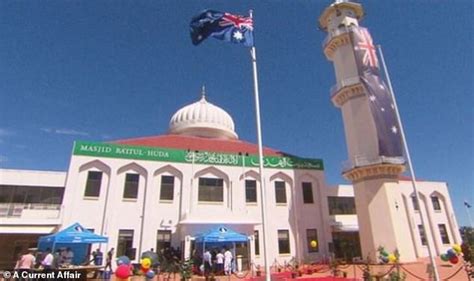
[195,227,249,273]
[38,223,108,265]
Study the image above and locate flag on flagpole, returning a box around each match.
[190,9,254,47]
[351,26,404,158]
[465,201,472,208]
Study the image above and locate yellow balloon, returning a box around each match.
[388,254,397,263]
[452,244,462,254]
[141,258,151,269]
[310,240,318,248]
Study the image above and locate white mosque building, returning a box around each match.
[0,92,461,269]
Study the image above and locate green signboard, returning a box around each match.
[73,141,323,170]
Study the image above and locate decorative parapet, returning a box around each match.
[323,31,351,60]
[331,82,365,107]
[343,163,405,182]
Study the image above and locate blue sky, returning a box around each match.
[0,1,472,226]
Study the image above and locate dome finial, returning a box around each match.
[201,85,206,101]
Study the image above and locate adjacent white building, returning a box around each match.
[0,94,461,269]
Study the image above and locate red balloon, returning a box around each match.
[141,265,150,273]
[115,264,131,279]
[449,255,459,264]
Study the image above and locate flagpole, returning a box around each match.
[249,10,271,281]
[377,45,440,281]
[465,202,473,228]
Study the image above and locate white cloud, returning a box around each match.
[41,128,90,136]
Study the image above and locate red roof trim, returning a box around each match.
[111,134,285,156]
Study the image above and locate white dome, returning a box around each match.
[169,94,238,140]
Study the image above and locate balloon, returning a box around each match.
[115,264,131,279]
[141,257,152,269]
[116,256,131,266]
[310,240,318,248]
[440,254,449,262]
[381,251,389,257]
[446,249,456,258]
[452,244,462,254]
[388,254,397,263]
[380,256,388,264]
[146,270,156,279]
[449,255,459,264]
[142,251,159,266]
[141,265,150,273]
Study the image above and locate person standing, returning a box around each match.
[41,248,54,274]
[63,247,74,265]
[224,248,233,276]
[105,248,114,271]
[216,250,224,275]
[15,250,36,281]
[203,249,212,277]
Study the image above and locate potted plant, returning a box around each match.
[179,259,193,281]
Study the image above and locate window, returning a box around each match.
[84,171,102,197]
[438,224,450,244]
[275,181,287,204]
[159,176,175,201]
[418,225,427,246]
[156,230,172,252]
[411,196,420,211]
[254,230,260,256]
[431,196,441,211]
[302,182,314,204]
[278,230,290,254]
[306,229,319,253]
[123,173,139,199]
[245,180,257,203]
[328,197,356,215]
[117,230,134,257]
[198,178,223,202]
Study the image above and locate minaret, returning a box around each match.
[319,1,417,261]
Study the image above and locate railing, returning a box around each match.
[342,155,405,172]
[0,203,61,218]
[330,76,361,98]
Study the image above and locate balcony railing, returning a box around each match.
[0,203,61,218]
[342,155,406,172]
[330,76,362,98]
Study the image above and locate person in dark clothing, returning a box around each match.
[104,248,114,271]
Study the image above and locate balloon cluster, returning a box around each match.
[115,256,132,280]
[440,244,462,264]
[139,257,156,279]
[140,251,159,280]
[378,247,398,264]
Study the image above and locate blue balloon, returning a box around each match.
[116,255,131,266]
[380,256,389,264]
[146,270,156,279]
[446,249,456,258]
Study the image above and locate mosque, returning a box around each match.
[0,0,462,271]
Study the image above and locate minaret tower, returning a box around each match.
[319,1,416,261]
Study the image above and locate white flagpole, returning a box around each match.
[377,45,440,281]
[249,10,271,281]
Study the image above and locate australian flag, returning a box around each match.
[190,9,254,47]
[351,26,404,158]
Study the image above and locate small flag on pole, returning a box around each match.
[465,201,472,208]
[190,9,254,47]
